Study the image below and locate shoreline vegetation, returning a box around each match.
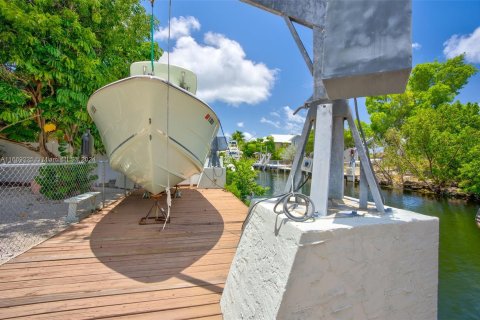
[379,178,480,202]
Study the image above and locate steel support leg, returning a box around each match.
[329,112,345,200]
[346,109,384,213]
[284,106,316,193]
[310,103,333,216]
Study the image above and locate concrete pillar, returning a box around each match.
[310,103,332,215]
[329,113,345,200]
[221,201,439,320]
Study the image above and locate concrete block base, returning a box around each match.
[221,199,438,319]
[197,167,226,189]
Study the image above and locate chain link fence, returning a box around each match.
[0,158,135,264]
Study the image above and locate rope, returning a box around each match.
[241,173,314,237]
[149,0,155,73]
[161,0,173,231]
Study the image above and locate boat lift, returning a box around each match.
[242,0,412,216]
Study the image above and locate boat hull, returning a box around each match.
[87,76,219,194]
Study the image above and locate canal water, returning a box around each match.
[256,170,480,319]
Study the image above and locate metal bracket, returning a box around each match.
[283,16,313,76]
[345,108,385,213]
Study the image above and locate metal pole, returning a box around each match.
[102,160,105,208]
[359,163,369,209]
[284,106,315,193]
[283,16,313,76]
[309,102,333,216]
[346,108,385,213]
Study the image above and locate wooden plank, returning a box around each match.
[0,285,223,319]
[0,188,246,319]
[0,248,237,271]
[0,263,232,291]
[0,252,236,282]
[98,304,222,320]
[191,316,223,320]
[8,295,221,320]
[0,277,226,309]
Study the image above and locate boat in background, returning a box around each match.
[226,140,242,161]
[87,61,219,195]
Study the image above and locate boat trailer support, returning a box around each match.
[138,186,179,225]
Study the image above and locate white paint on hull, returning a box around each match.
[87,76,219,194]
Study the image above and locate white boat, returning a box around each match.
[87,61,219,194]
[226,140,242,160]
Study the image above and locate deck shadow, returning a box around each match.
[90,188,225,284]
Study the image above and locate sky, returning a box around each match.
[145,0,480,140]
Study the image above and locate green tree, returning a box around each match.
[366,56,479,193]
[280,144,296,162]
[264,136,278,158]
[231,130,245,150]
[225,158,267,204]
[344,120,373,149]
[240,136,280,159]
[0,0,161,156]
[459,144,480,195]
[367,56,476,139]
[402,102,480,190]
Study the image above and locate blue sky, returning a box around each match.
[146,0,480,140]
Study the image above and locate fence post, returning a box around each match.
[102,160,106,208]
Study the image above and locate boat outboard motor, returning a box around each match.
[210,137,220,167]
[81,129,94,160]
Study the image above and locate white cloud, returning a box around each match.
[260,117,281,128]
[154,16,200,41]
[260,106,306,135]
[412,42,421,50]
[159,17,277,105]
[443,27,480,63]
[283,106,305,133]
[243,132,255,141]
[237,122,244,128]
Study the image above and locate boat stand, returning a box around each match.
[139,193,171,225]
[138,186,181,225]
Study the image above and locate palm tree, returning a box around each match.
[231,130,245,148]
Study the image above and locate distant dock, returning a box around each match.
[254,158,360,182]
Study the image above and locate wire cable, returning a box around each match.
[241,173,314,235]
[149,0,155,73]
[162,0,173,231]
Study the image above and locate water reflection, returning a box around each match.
[256,170,480,320]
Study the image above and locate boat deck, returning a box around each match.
[0,188,248,319]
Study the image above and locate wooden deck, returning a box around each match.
[0,188,248,319]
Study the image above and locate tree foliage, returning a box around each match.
[230,130,245,148]
[344,120,373,149]
[0,0,162,156]
[225,158,267,204]
[35,162,97,200]
[242,136,278,159]
[366,56,480,194]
